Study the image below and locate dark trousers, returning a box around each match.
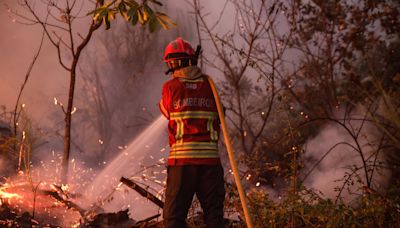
[163,165,225,228]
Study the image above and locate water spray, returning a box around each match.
[207,76,254,228]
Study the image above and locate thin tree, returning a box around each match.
[11,0,174,183]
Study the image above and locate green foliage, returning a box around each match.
[89,0,176,31]
[243,185,400,227]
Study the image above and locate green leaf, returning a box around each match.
[148,15,159,32]
[90,0,172,30]
[118,0,127,14]
[126,0,139,8]
[156,12,176,30]
[157,18,169,29]
[144,4,154,17]
[100,9,108,17]
[128,8,138,25]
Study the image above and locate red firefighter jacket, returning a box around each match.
[159,75,221,166]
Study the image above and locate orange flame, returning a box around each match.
[0,187,23,205]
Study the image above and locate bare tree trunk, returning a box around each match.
[62,70,75,183]
[61,21,101,183]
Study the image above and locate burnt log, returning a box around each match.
[41,189,86,216]
[120,177,164,208]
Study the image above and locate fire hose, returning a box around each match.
[207,76,254,228]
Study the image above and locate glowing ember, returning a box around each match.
[0,187,22,202]
[71,107,77,114]
[0,178,82,226]
[246,174,252,180]
[61,184,69,192]
[0,155,92,226]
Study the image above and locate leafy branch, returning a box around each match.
[90,0,176,31]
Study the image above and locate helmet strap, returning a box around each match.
[165,58,198,75]
[165,68,174,75]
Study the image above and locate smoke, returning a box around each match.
[0,157,14,178]
[0,0,69,124]
[0,0,245,224]
[302,107,391,201]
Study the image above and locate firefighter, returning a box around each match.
[159,37,225,228]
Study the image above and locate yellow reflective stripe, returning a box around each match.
[170,150,218,155]
[169,150,219,158]
[213,131,219,141]
[170,112,217,119]
[170,155,219,159]
[208,117,215,141]
[175,118,180,140]
[205,117,218,141]
[170,111,217,120]
[179,118,184,144]
[171,111,216,116]
[171,142,217,151]
[178,78,204,82]
[175,118,184,144]
[172,141,217,147]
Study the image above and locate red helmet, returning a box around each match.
[163,37,196,62]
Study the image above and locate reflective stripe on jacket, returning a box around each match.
[159,75,221,166]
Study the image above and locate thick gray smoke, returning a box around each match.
[0,0,68,124]
[302,107,391,201]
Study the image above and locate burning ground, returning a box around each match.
[0,176,81,227]
[0,157,164,227]
[0,118,215,227]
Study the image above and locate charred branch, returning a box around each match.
[40,189,85,216]
[120,177,164,209]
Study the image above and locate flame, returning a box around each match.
[0,189,22,199]
[61,184,69,192]
[0,187,23,204]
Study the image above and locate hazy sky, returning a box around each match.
[0,0,69,127]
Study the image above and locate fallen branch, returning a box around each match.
[134,213,161,227]
[40,189,85,216]
[120,177,164,208]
